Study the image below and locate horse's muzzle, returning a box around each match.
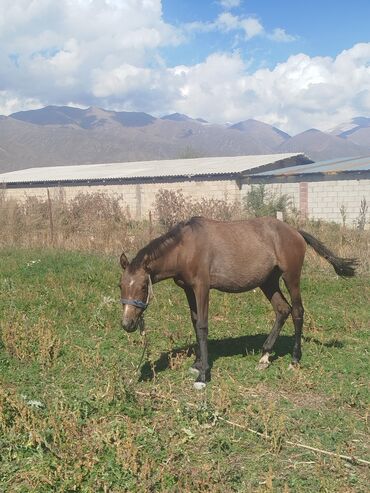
[121,319,138,333]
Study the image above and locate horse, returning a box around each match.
[119,216,357,389]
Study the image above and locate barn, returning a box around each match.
[0,153,310,218]
[1,153,369,225]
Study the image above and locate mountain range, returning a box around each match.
[0,106,369,172]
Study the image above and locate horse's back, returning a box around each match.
[182,217,306,291]
[189,216,304,251]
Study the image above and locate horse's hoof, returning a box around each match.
[193,381,206,390]
[288,362,300,370]
[257,353,271,371]
[188,367,200,376]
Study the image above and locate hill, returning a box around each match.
[0,106,369,171]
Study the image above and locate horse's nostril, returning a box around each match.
[122,319,137,332]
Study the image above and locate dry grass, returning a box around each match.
[154,189,244,228]
[0,190,152,255]
[0,188,369,273]
[290,218,370,274]
[1,314,61,368]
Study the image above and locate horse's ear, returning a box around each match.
[120,252,129,270]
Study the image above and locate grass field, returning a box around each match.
[0,248,369,492]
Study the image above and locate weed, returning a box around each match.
[154,189,243,229]
[355,197,368,231]
[1,314,61,368]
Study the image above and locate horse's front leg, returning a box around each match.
[182,286,202,374]
[193,284,210,390]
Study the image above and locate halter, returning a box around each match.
[120,275,153,310]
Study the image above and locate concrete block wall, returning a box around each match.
[2,178,241,220]
[307,179,370,226]
[243,179,370,226]
[3,177,369,226]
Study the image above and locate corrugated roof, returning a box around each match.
[253,155,370,177]
[0,153,305,184]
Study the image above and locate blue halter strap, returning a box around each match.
[120,275,153,310]
[120,298,148,310]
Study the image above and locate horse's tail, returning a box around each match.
[298,230,358,277]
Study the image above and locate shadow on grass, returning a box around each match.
[139,334,345,381]
[303,337,344,348]
[139,334,289,382]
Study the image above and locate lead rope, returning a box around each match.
[133,274,153,379]
[134,331,148,375]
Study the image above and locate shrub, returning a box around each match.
[154,189,243,229]
[243,184,292,218]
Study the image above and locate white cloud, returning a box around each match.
[218,0,241,10]
[188,12,291,43]
[240,17,264,40]
[268,28,297,43]
[216,12,241,31]
[169,44,370,133]
[0,2,369,134]
[0,0,181,106]
[216,12,264,40]
[0,91,42,115]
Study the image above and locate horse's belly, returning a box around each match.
[210,271,267,293]
[209,255,275,292]
[211,279,259,293]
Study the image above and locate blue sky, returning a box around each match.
[0,0,369,133]
[162,0,370,66]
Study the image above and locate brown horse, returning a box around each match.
[119,217,356,389]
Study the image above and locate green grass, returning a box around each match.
[0,249,369,492]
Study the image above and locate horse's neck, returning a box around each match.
[147,245,179,283]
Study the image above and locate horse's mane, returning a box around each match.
[129,217,203,271]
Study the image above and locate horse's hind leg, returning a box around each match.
[283,273,304,367]
[258,273,291,370]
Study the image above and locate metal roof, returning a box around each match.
[253,155,370,177]
[0,153,305,184]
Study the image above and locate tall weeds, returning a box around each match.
[0,188,368,271]
[0,190,151,256]
[154,189,244,229]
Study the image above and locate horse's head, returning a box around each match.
[119,252,152,333]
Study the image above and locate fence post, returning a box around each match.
[276,210,283,221]
[47,189,55,246]
[148,210,153,240]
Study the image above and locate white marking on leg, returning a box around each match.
[257,352,271,370]
[129,279,135,287]
[193,381,206,390]
[260,353,270,365]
